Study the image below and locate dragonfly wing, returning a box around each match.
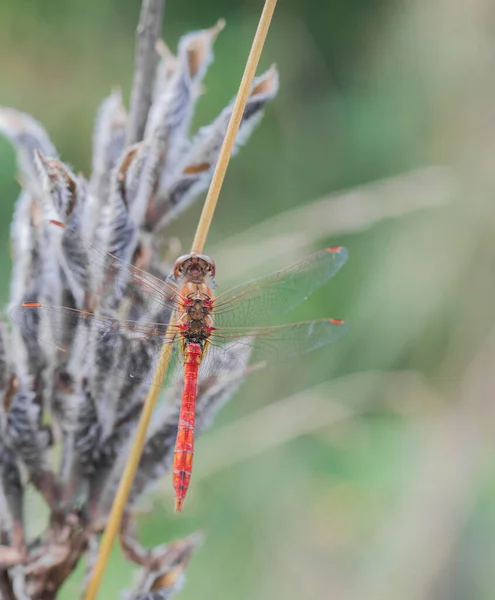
[212,246,347,328]
[199,318,348,381]
[47,220,181,319]
[10,302,181,388]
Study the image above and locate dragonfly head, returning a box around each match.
[173,252,216,283]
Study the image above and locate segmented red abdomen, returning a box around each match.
[173,342,202,512]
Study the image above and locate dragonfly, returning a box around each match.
[13,220,348,512]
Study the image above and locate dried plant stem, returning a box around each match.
[191,0,278,254]
[83,342,174,600]
[84,1,277,598]
[213,166,454,282]
[126,0,165,146]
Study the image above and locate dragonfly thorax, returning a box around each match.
[180,314,213,347]
[187,319,207,335]
[185,295,210,319]
[177,280,214,347]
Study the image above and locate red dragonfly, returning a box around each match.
[14,220,348,511]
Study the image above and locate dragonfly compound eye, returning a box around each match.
[197,253,216,277]
[173,253,191,279]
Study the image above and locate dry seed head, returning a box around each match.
[0,4,277,598]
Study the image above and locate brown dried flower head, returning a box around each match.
[0,5,278,598]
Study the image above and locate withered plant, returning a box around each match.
[0,1,278,597]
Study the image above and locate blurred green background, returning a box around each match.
[2,1,495,599]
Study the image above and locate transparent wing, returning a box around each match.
[9,302,183,388]
[48,220,181,316]
[10,300,253,397]
[213,246,347,328]
[197,318,349,381]
[11,303,175,342]
[10,304,348,393]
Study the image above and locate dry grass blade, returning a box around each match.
[159,370,432,495]
[213,166,454,282]
[349,408,483,600]
[83,343,175,600]
[191,0,278,254]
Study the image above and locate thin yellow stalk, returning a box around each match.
[83,342,174,600]
[191,0,278,254]
[83,1,277,599]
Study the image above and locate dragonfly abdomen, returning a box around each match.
[173,342,202,512]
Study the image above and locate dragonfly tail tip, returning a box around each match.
[175,497,184,513]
